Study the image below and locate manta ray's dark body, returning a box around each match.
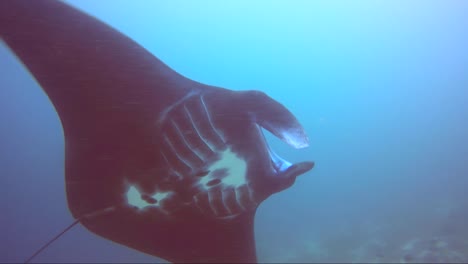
[0,0,314,262]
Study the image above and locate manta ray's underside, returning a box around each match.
[0,0,314,262]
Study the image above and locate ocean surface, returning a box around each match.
[1,0,467,263]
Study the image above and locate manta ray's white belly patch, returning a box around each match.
[192,147,254,217]
[198,148,247,190]
[126,185,172,211]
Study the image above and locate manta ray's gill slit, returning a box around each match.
[240,184,256,211]
[183,104,216,153]
[206,190,219,215]
[200,95,226,143]
[221,187,234,215]
[234,187,247,211]
[164,123,202,169]
[159,150,173,171]
[211,186,232,217]
[159,151,183,181]
[172,105,212,158]
[157,90,199,125]
[170,119,205,163]
[192,195,204,213]
[162,134,193,171]
[185,96,226,152]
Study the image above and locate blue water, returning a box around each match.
[1,0,467,262]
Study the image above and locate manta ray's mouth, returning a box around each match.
[268,142,314,177]
[260,127,315,192]
[269,146,293,174]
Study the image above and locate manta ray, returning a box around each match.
[0,0,314,262]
